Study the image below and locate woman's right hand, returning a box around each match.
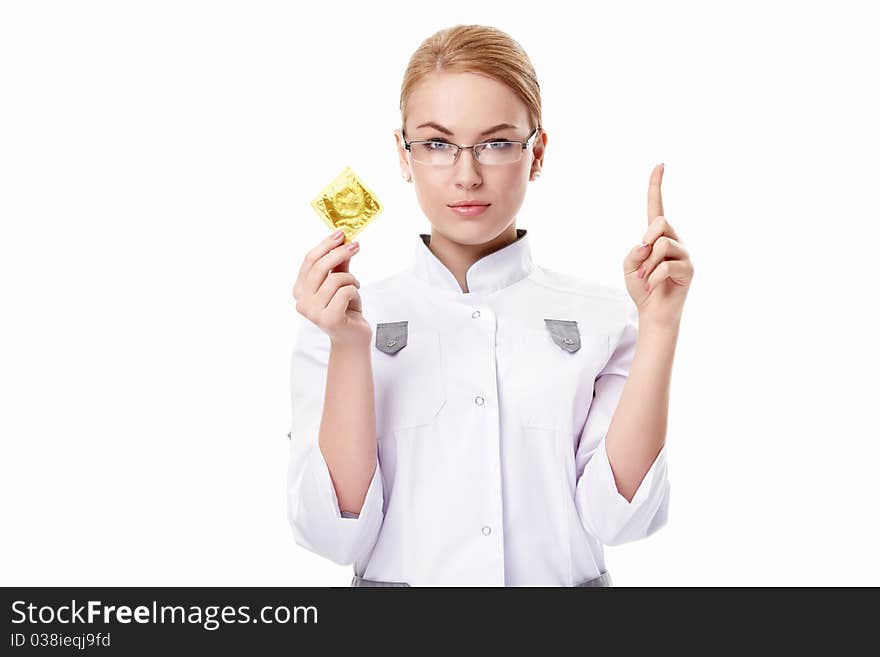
[293,230,371,348]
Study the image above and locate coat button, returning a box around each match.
[472,310,481,318]
[563,337,574,345]
[385,339,397,347]
[482,526,491,535]
[474,396,484,406]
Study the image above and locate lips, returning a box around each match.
[448,201,491,207]
[448,204,490,217]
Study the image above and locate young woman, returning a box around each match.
[287,24,694,587]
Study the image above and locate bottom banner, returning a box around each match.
[1,586,870,652]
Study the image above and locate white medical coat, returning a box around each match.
[287,228,670,586]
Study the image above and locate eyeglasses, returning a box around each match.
[403,126,541,166]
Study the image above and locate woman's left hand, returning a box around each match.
[623,163,694,330]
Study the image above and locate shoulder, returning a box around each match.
[527,266,636,333]
[529,265,629,304]
[359,271,408,296]
[355,271,416,326]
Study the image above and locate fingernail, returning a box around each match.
[333,230,344,239]
[640,241,649,249]
[638,266,645,278]
[347,241,359,251]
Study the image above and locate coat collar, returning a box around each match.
[408,228,535,295]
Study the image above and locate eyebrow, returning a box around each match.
[415,122,519,137]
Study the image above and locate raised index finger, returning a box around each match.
[647,163,664,224]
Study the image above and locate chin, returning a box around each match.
[433,219,509,246]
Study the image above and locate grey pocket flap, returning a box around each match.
[544,318,581,353]
[375,321,408,354]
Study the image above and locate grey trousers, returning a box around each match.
[351,571,613,587]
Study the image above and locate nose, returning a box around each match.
[454,147,482,188]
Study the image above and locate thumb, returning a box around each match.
[332,255,351,275]
[624,241,651,274]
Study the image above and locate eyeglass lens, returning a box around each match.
[410,141,523,166]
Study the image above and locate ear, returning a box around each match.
[529,130,547,181]
[394,129,412,182]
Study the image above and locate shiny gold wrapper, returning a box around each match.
[310,165,383,243]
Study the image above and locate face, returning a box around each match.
[394,71,546,246]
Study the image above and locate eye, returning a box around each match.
[424,139,454,151]
[483,140,515,150]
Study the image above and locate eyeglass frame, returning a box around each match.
[402,125,542,166]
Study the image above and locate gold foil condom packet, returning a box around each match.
[310,166,384,243]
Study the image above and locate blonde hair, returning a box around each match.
[399,24,542,137]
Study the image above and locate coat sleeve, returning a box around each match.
[286,316,385,566]
[573,296,671,546]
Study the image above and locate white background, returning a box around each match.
[1,0,877,586]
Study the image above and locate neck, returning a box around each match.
[427,224,520,294]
